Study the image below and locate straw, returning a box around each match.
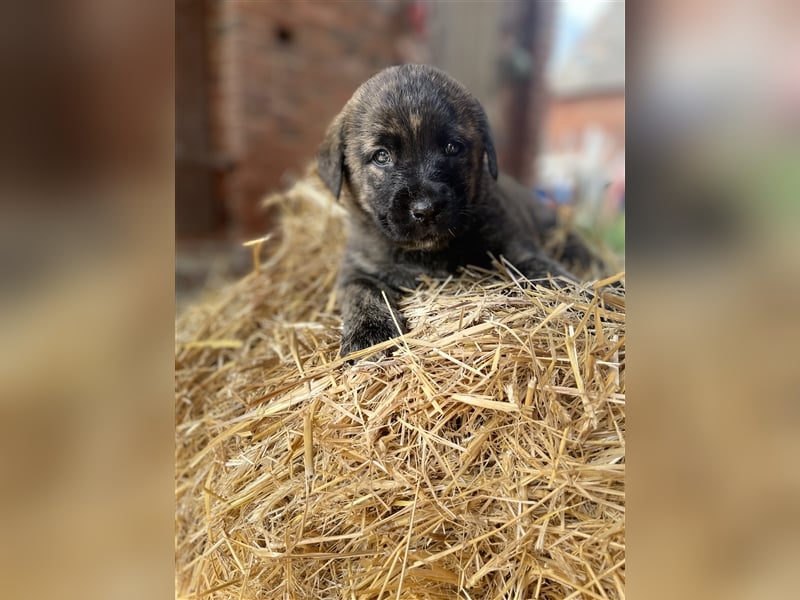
[176,170,626,599]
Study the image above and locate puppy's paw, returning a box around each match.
[340,318,401,361]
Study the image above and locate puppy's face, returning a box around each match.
[318,65,497,250]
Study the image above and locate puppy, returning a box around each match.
[318,64,604,358]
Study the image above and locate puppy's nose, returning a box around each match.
[409,199,438,223]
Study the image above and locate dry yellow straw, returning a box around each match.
[176,170,625,599]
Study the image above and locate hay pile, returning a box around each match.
[175,174,626,599]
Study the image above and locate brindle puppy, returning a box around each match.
[318,64,603,358]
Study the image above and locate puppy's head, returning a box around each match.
[318,64,497,250]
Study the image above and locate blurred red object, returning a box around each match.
[408,1,428,37]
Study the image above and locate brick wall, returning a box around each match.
[543,92,625,160]
[206,0,411,238]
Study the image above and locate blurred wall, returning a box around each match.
[176,0,220,235]
[545,94,625,157]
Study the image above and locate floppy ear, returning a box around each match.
[317,112,345,198]
[474,104,498,180]
[483,127,498,180]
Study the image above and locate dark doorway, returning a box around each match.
[176,0,225,236]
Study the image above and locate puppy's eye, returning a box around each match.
[371,149,392,167]
[444,142,463,156]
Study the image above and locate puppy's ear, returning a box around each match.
[483,127,498,180]
[317,112,345,198]
[475,104,498,180]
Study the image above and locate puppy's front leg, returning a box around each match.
[338,271,406,359]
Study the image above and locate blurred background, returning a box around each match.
[176,0,625,308]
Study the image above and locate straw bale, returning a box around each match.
[176,173,626,599]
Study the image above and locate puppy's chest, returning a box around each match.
[391,242,492,284]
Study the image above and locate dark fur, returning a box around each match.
[318,64,602,358]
